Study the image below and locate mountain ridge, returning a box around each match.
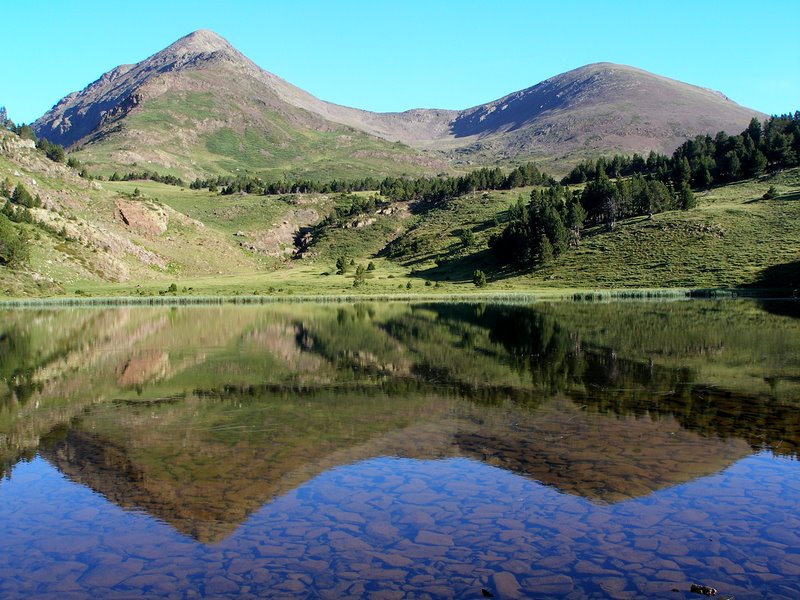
[33,30,765,177]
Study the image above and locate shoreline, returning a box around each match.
[0,287,795,308]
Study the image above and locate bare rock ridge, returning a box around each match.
[33,30,765,172]
[34,30,252,148]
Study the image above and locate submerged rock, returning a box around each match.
[690,583,718,596]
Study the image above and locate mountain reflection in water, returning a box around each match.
[1,300,799,598]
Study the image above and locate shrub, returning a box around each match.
[353,264,366,287]
[0,213,28,266]
[763,185,779,200]
[11,183,35,208]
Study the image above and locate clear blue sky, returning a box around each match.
[3,0,798,124]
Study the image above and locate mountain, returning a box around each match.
[434,62,765,162]
[33,31,764,178]
[33,30,444,180]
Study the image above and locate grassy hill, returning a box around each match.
[34,31,444,181]
[71,86,441,181]
[1,127,798,299]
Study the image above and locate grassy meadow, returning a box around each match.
[1,129,799,302]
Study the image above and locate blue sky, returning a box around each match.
[3,0,798,124]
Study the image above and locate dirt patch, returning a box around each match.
[238,208,319,257]
[115,199,169,236]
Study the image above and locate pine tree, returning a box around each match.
[11,183,35,208]
[537,235,554,265]
[679,182,696,210]
[0,213,28,266]
[353,264,366,287]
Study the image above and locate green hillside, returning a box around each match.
[72,86,441,181]
[1,127,799,299]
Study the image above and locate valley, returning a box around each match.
[0,30,796,299]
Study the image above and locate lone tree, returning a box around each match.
[0,213,28,266]
[473,269,487,288]
[353,264,367,287]
[11,183,35,208]
[763,185,779,200]
[335,255,349,275]
[458,228,476,249]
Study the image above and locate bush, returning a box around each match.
[459,228,476,248]
[353,264,366,287]
[473,270,487,288]
[0,213,28,266]
[763,185,779,200]
[11,183,35,208]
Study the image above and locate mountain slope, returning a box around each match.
[437,62,765,162]
[326,62,765,164]
[33,31,765,178]
[33,30,443,180]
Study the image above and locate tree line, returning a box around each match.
[563,113,800,188]
[378,163,554,204]
[186,163,553,202]
[491,111,799,271]
[109,170,185,187]
[189,175,382,195]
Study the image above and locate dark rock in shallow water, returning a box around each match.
[690,583,718,595]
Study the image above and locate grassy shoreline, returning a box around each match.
[0,286,794,308]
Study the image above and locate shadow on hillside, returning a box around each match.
[745,261,800,317]
[745,189,800,204]
[410,249,528,284]
[747,260,800,292]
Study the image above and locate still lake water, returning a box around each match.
[1,300,799,599]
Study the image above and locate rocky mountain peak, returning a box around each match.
[159,29,237,59]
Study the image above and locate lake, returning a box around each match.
[1,299,799,598]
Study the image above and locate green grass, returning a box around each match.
[72,83,439,181]
[3,127,800,300]
[377,169,800,292]
[524,169,800,290]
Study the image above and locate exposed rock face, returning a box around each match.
[34,30,247,148]
[114,199,168,236]
[236,207,319,257]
